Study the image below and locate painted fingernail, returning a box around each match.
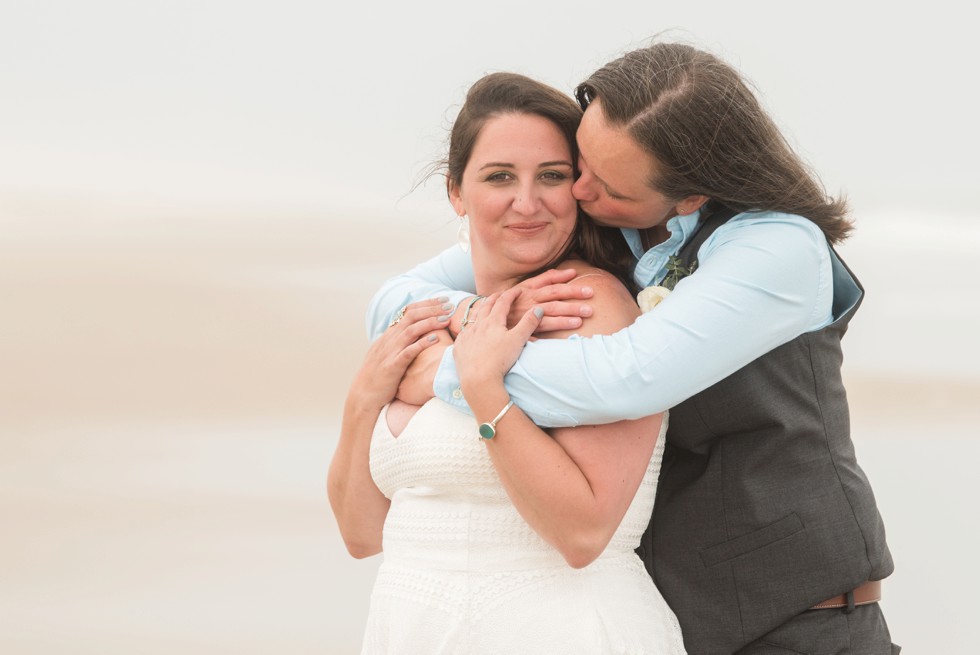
[437,296,449,302]
[442,303,453,311]
[438,315,449,322]
[533,307,544,319]
[580,306,593,317]
[427,334,437,341]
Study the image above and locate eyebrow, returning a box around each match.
[478,159,574,171]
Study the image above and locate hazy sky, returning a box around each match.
[1,1,976,220]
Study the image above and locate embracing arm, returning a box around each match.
[440,213,834,427]
[366,245,475,339]
[327,300,450,558]
[372,244,599,405]
[368,244,596,341]
[454,274,662,568]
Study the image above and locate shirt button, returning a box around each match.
[452,388,463,399]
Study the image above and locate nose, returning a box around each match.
[512,182,541,216]
[572,171,597,202]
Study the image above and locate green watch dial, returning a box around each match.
[478,423,496,440]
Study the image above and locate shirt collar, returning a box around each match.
[621,209,703,288]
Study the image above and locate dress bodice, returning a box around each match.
[370,398,665,570]
[362,398,685,654]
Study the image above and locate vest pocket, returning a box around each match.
[698,513,804,568]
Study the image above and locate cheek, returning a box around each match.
[467,196,506,243]
[465,191,504,221]
[546,189,579,222]
[606,200,648,223]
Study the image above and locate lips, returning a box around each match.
[506,222,549,235]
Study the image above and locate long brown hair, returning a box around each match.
[576,42,852,244]
[441,72,637,291]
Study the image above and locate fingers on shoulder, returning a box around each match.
[521,267,578,288]
[575,272,640,337]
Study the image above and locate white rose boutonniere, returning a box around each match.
[637,285,671,313]
[637,256,696,313]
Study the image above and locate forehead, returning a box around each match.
[468,113,572,163]
[577,102,657,193]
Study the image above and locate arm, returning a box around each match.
[366,245,475,340]
[327,299,450,558]
[454,274,662,568]
[367,244,596,341]
[438,212,835,426]
[373,246,599,406]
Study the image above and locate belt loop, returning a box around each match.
[844,589,856,614]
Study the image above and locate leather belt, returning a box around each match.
[811,580,881,610]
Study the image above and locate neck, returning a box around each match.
[473,268,523,297]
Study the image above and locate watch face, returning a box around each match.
[479,423,495,439]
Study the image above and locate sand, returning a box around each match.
[1,194,977,653]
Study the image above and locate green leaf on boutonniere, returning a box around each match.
[662,256,696,291]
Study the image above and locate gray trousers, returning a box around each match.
[736,603,899,654]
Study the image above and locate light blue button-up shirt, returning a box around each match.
[366,210,838,427]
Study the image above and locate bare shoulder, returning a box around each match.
[550,262,640,339]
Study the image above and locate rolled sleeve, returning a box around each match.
[490,212,833,427]
[366,245,476,340]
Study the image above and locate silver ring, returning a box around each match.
[387,306,407,328]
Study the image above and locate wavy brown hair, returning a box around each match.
[576,42,852,244]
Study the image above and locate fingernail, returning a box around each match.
[580,306,593,317]
[437,296,449,302]
[427,334,437,341]
[442,303,453,311]
[581,286,594,296]
[533,307,544,319]
[438,315,449,322]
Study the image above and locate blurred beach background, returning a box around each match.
[2,1,978,653]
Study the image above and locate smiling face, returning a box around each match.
[571,99,705,231]
[449,112,578,293]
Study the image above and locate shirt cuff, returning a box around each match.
[433,346,472,415]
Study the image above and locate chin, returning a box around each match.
[511,249,563,271]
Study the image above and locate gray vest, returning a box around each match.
[637,209,893,654]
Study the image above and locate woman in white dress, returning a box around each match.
[328,72,686,654]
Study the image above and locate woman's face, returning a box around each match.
[450,112,578,287]
[572,99,703,230]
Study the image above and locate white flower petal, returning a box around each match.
[637,286,671,313]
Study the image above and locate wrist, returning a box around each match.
[344,392,387,421]
[459,376,508,410]
[450,295,484,337]
[447,296,470,337]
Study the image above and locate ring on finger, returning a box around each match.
[388,306,407,328]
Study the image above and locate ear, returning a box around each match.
[448,178,465,217]
[675,194,709,217]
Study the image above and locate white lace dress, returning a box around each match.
[362,398,686,654]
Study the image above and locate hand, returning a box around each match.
[454,288,543,391]
[349,298,451,411]
[396,331,451,405]
[508,268,594,333]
